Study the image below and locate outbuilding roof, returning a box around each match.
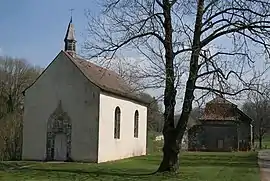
[200,96,252,123]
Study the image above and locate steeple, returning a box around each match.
[64,16,76,57]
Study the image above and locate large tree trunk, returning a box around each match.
[157,0,178,172]
[157,129,179,172]
[157,124,188,172]
[157,0,205,173]
[175,0,205,138]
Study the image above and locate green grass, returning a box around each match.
[254,134,270,149]
[263,135,270,148]
[0,152,260,181]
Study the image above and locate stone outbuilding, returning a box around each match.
[188,96,253,152]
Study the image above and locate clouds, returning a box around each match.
[0,47,3,56]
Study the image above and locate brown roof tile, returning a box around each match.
[200,96,237,121]
[207,96,235,105]
[200,96,252,123]
[23,51,149,106]
[64,52,149,105]
[200,115,237,121]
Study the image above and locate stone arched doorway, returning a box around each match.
[46,100,72,161]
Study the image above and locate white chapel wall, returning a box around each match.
[22,52,100,162]
[98,92,147,163]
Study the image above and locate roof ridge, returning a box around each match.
[62,51,149,105]
[73,55,121,77]
[208,96,235,105]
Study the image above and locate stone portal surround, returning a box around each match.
[46,100,72,161]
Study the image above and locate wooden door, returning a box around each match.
[54,133,67,161]
[218,139,224,149]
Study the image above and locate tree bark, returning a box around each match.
[157,0,205,173]
[158,129,180,172]
[157,0,178,172]
[259,135,262,149]
[177,0,204,138]
[175,0,204,135]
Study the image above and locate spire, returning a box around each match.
[70,14,72,23]
[64,13,76,57]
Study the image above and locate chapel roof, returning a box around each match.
[23,18,149,106]
[63,51,149,105]
[23,51,149,106]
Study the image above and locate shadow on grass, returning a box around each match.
[0,162,156,178]
[0,162,27,170]
[25,167,156,177]
[181,160,258,168]
[180,152,258,168]
[134,152,259,168]
[0,152,259,178]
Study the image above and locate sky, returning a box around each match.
[0,0,167,110]
[1,1,268,111]
[0,0,101,67]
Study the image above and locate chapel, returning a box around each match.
[22,18,148,163]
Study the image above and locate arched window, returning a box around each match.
[134,110,139,138]
[114,107,121,139]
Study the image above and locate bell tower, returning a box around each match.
[64,15,76,57]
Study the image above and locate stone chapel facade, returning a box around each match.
[22,18,148,163]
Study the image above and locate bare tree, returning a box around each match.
[0,56,41,116]
[84,0,270,172]
[0,56,41,160]
[110,57,146,92]
[189,107,203,120]
[243,87,270,149]
[111,59,164,132]
[0,112,23,160]
[139,93,164,132]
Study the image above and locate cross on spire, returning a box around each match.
[69,8,74,23]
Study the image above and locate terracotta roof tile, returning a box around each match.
[200,115,237,121]
[207,96,235,105]
[192,96,253,123]
[64,52,149,105]
[23,51,149,106]
[199,96,236,121]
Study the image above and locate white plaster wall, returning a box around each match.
[22,51,100,162]
[98,92,147,163]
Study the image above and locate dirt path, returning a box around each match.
[258,150,270,181]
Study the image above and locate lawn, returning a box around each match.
[263,136,270,148]
[0,152,260,181]
[254,135,270,149]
